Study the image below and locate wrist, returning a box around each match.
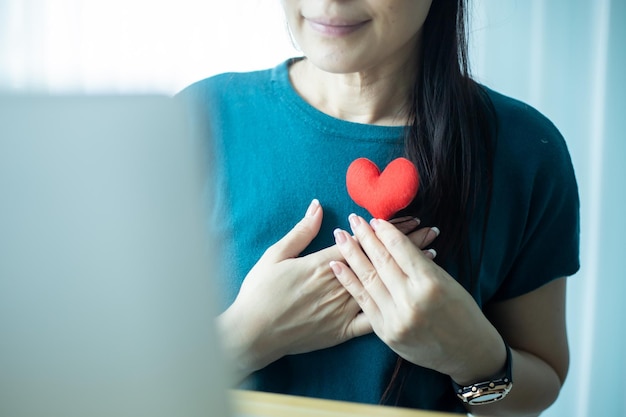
[451,342,513,406]
[217,303,268,380]
[448,331,508,386]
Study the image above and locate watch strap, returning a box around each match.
[451,342,513,405]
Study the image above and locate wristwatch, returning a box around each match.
[451,343,513,405]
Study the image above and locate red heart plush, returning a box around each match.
[346,157,419,220]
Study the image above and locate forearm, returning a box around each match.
[465,348,562,417]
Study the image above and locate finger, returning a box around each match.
[406,226,440,249]
[345,214,407,299]
[329,260,382,323]
[370,218,431,273]
[389,216,421,235]
[304,231,361,265]
[264,199,322,261]
[333,227,396,307]
[345,312,373,339]
[306,243,344,264]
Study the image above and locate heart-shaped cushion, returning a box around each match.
[346,157,419,220]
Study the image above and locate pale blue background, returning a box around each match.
[470,2,625,416]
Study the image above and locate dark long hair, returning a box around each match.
[405,0,494,261]
[382,0,495,404]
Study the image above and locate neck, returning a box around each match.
[289,54,419,126]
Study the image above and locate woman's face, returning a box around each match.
[281,0,433,74]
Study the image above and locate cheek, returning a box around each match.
[284,15,308,49]
[372,1,431,44]
[392,0,432,31]
[386,12,428,47]
[281,3,301,35]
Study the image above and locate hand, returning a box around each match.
[218,200,370,380]
[330,215,506,384]
[390,216,439,259]
[218,204,441,382]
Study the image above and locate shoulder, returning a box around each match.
[178,70,271,101]
[482,87,573,178]
[175,61,294,128]
[177,61,289,104]
[485,88,566,151]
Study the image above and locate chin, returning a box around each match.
[305,52,368,74]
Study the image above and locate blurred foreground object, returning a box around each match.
[0,95,230,417]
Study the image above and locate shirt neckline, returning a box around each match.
[270,58,405,144]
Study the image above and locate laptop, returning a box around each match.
[0,95,232,417]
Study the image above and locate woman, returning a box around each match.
[180,0,580,415]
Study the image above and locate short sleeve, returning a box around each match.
[489,98,581,302]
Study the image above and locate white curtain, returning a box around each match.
[470,2,625,416]
[1,1,624,416]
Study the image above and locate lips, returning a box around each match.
[305,17,371,36]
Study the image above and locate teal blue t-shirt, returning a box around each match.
[179,59,580,412]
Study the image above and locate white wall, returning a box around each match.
[0,0,298,93]
[1,1,624,415]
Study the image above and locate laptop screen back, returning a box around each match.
[0,95,231,417]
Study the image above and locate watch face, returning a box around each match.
[469,391,505,405]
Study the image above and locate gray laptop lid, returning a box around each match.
[0,95,231,417]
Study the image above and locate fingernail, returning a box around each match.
[413,217,421,226]
[369,218,381,230]
[348,213,360,229]
[306,199,320,217]
[329,260,342,275]
[430,227,440,237]
[427,248,437,259]
[334,228,347,244]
